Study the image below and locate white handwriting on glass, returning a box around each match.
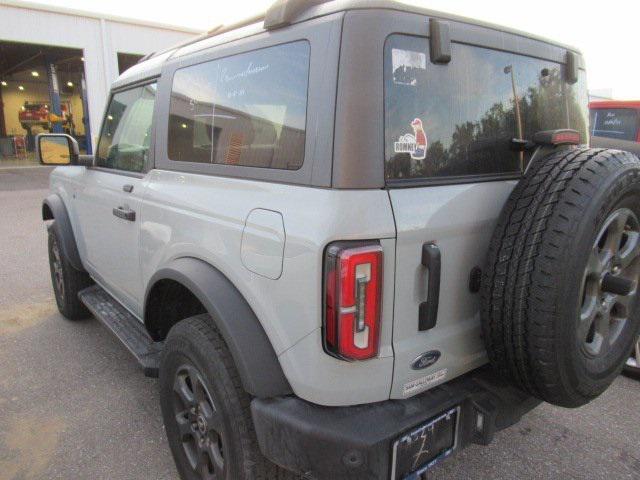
[221,63,269,83]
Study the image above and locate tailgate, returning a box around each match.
[388,181,516,398]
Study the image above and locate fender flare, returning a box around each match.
[145,257,292,398]
[42,194,85,272]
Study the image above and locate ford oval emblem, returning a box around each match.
[411,351,441,370]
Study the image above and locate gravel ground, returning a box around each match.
[0,167,638,480]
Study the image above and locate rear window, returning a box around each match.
[168,41,310,170]
[384,35,589,181]
[590,108,639,141]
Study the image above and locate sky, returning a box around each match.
[32,0,640,99]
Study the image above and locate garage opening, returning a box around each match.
[0,41,90,166]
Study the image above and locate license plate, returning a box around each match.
[390,406,459,479]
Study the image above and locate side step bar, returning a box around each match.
[79,285,163,378]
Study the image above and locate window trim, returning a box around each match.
[153,13,342,187]
[93,78,159,176]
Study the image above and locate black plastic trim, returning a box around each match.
[419,243,441,331]
[112,206,136,222]
[385,171,522,189]
[144,257,292,398]
[429,18,451,64]
[251,366,539,479]
[565,50,578,84]
[42,194,85,272]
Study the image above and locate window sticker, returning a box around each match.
[391,48,426,86]
[403,368,448,397]
[394,118,428,160]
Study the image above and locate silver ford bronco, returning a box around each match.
[38,1,640,479]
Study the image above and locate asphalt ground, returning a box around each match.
[0,167,638,480]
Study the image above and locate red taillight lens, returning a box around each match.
[323,241,382,361]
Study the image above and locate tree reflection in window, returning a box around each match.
[385,36,588,181]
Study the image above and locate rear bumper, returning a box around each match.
[251,366,539,480]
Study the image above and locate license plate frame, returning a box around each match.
[390,406,460,480]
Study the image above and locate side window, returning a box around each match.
[384,35,588,181]
[168,41,310,170]
[96,83,157,173]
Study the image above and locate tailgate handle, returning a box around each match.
[419,243,441,331]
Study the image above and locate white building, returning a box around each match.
[0,0,200,161]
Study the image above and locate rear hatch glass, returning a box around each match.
[590,108,639,141]
[384,35,589,182]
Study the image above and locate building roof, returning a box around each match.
[0,0,203,34]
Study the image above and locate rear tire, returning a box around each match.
[47,224,92,320]
[482,148,640,407]
[159,314,298,480]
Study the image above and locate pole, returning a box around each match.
[506,65,524,171]
[45,57,63,134]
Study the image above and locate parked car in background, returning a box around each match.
[589,100,640,380]
[18,102,70,130]
[590,100,640,155]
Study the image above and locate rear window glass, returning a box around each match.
[168,41,310,170]
[384,35,589,181]
[590,108,639,141]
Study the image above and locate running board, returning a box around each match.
[78,285,163,378]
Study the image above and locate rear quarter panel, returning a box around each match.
[139,170,398,406]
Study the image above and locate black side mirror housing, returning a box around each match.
[36,133,92,166]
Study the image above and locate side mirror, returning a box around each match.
[36,133,80,165]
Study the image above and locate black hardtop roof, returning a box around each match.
[116,0,581,87]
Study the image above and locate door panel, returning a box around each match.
[75,170,146,315]
[74,82,157,316]
[389,180,516,399]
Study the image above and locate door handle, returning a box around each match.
[419,242,441,331]
[112,206,136,222]
[122,184,134,193]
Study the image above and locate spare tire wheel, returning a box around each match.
[481,147,640,407]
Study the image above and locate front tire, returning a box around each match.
[159,314,296,480]
[47,224,92,320]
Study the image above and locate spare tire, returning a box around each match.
[481,147,640,407]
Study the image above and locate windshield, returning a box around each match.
[384,35,589,181]
[590,108,639,141]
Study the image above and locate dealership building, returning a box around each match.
[0,0,200,164]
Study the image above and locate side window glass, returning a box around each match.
[168,41,310,170]
[96,83,157,172]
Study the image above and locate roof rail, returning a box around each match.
[264,0,331,30]
[137,0,330,65]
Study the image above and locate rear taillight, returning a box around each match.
[323,241,382,361]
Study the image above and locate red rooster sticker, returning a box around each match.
[410,118,427,160]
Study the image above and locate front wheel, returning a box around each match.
[159,314,297,480]
[47,224,92,320]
